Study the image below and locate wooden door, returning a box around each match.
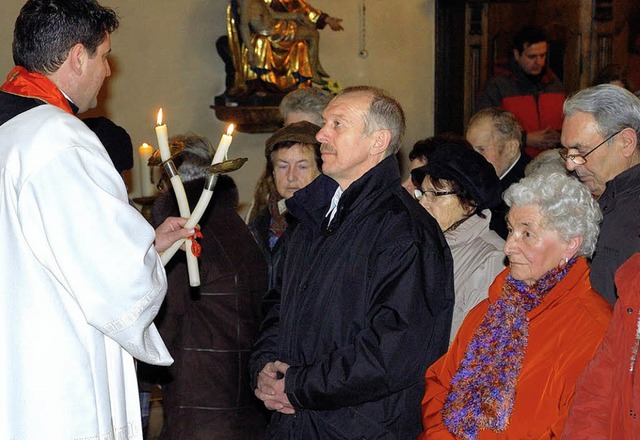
[434,0,640,134]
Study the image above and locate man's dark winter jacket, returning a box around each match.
[250,155,455,439]
[591,163,640,306]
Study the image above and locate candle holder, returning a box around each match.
[146,145,183,166]
[207,157,248,175]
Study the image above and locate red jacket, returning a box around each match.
[421,258,611,439]
[561,253,640,439]
[502,93,565,158]
[476,58,565,158]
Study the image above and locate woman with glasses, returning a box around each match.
[419,172,612,439]
[411,142,505,343]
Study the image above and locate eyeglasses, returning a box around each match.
[559,129,623,165]
[413,188,458,202]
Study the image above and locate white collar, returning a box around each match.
[500,152,521,180]
[59,89,75,106]
[325,186,344,223]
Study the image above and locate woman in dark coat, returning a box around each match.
[143,134,269,440]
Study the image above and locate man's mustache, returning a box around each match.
[320,144,336,154]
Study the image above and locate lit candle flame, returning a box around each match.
[226,124,235,136]
[157,108,164,126]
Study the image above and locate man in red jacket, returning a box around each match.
[476,26,565,158]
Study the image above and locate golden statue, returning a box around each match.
[225,0,343,97]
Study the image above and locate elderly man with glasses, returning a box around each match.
[560,84,640,305]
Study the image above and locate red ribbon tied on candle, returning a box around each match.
[189,227,204,258]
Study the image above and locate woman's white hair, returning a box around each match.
[503,172,602,257]
[524,148,571,178]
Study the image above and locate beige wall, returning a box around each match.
[0,0,435,216]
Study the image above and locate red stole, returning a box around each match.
[1,66,73,114]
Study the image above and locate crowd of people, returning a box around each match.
[2,1,640,439]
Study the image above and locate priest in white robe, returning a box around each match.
[0,1,193,439]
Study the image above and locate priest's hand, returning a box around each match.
[154,216,194,253]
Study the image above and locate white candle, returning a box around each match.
[155,108,171,162]
[138,143,155,197]
[155,108,189,216]
[162,126,234,265]
[211,124,235,165]
[161,178,216,267]
[154,108,201,287]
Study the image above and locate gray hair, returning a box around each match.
[524,148,570,177]
[170,133,214,182]
[339,86,406,156]
[279,88,333,126]
[503,172,602,257]
[563,84,640,139]
[468,107,522,147]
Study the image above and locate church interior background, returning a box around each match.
[1,0,638,217]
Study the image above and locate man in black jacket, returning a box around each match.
[250,85,454,439]
[466,107,531,239]
[561,84,640,306]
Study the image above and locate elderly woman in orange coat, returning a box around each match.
[419,172,612,439]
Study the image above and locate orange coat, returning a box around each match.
[420,258,612,439]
